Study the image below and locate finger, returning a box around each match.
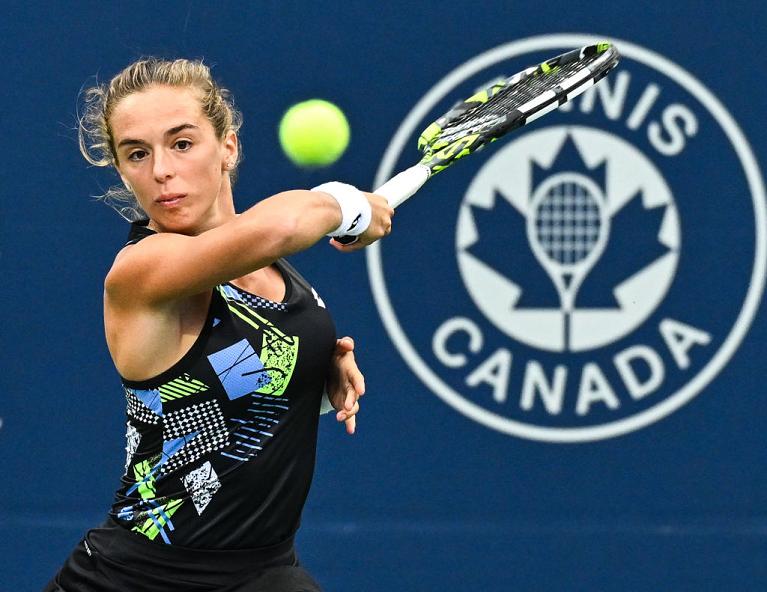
[345,414,356,435]
[329,238,346,252]
[344,385,356,411]
[328,238,364,252]
[336,400,360,421]
[351,371,365,396]
[335,336,354,352]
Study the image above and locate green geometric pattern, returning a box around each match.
[133,458,157,499]
[159,373,209,403]
[217,287,299,397]
[132,498,184,541]
[130,457,184,542]
[255,327,299,396]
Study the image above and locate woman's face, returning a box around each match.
[110,85,237,234]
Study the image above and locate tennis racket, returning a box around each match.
[337,41,620,244]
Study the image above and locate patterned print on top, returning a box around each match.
[119,456,183,544]
[159,373,209,403]
[161,400,229,474]
[182,461,222,515]
[124,423,141,473]
[208,339,269,400]
[115,273,311,544]
[221,392,290,462]
[220,283,288,312]
[125,388,162,424]
[214,286,299,397]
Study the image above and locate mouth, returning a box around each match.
[155,193,186,207]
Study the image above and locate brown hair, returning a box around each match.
[78,58,243,220]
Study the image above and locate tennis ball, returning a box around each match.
[278,99,350,167]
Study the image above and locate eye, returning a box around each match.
[127,149,148,162]
[175,139,192,151]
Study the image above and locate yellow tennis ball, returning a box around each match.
[278,99,350,167]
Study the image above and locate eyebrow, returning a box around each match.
[116,123,199,149]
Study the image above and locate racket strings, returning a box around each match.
[533,181,603,266]
[437,53,605,144]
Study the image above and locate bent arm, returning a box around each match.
[106,190,341,306]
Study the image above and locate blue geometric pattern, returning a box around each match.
[207,339,271,400]
[162,431,200,461]
[220,393,289,462]
[133,388,163,417]
[125,387,162,424]
[161,401,229,474]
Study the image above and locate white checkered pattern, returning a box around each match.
[125,389,161,425]
[221,284,287,312]
[161,400,229,474]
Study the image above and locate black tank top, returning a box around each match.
[110,221,336,549]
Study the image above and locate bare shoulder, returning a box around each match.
[105,233,193,306]
[104,246,212,381]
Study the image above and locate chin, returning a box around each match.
[150,210,200,235]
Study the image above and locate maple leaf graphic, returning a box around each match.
[466,191,561,308]
[465,134,670,310]
[575,191,670,308]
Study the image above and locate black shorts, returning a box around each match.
[44,519,322,592]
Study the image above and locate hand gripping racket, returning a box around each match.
[336,41,620,244]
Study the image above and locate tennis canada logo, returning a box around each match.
[368,35,765,442]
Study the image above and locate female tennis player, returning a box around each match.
[45,58,393,592]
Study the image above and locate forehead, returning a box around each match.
[110,85,208,139]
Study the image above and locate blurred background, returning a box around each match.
[1,1,765,590]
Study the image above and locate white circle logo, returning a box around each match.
[367,35,766,442]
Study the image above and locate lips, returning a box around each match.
[156,193,186,207]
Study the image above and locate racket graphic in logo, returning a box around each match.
[528,172,610,346]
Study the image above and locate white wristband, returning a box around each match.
[312,182,372,238]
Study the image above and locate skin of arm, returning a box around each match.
[103,188,392,383]
[111,190,328,305]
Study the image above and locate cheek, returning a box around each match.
[184,150,222,186]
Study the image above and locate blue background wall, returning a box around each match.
[1,2,765,590]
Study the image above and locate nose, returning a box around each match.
[152,150,175,182]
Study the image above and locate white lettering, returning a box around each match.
[579,70,630,120]
[521,361,567,414]
[430,317,711,416]
[626,83,661,130]
[660,318,711,370]
[648,103,698,156]
[561,74,698,158]
[576,363,620,415]
[614,345,665,400]
[466,348,512,403]
[432,317,483,368]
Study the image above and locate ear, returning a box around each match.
[221,130,239,171]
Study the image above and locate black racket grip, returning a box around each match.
[334,235,359,245]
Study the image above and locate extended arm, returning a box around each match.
[105,189,393,306]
